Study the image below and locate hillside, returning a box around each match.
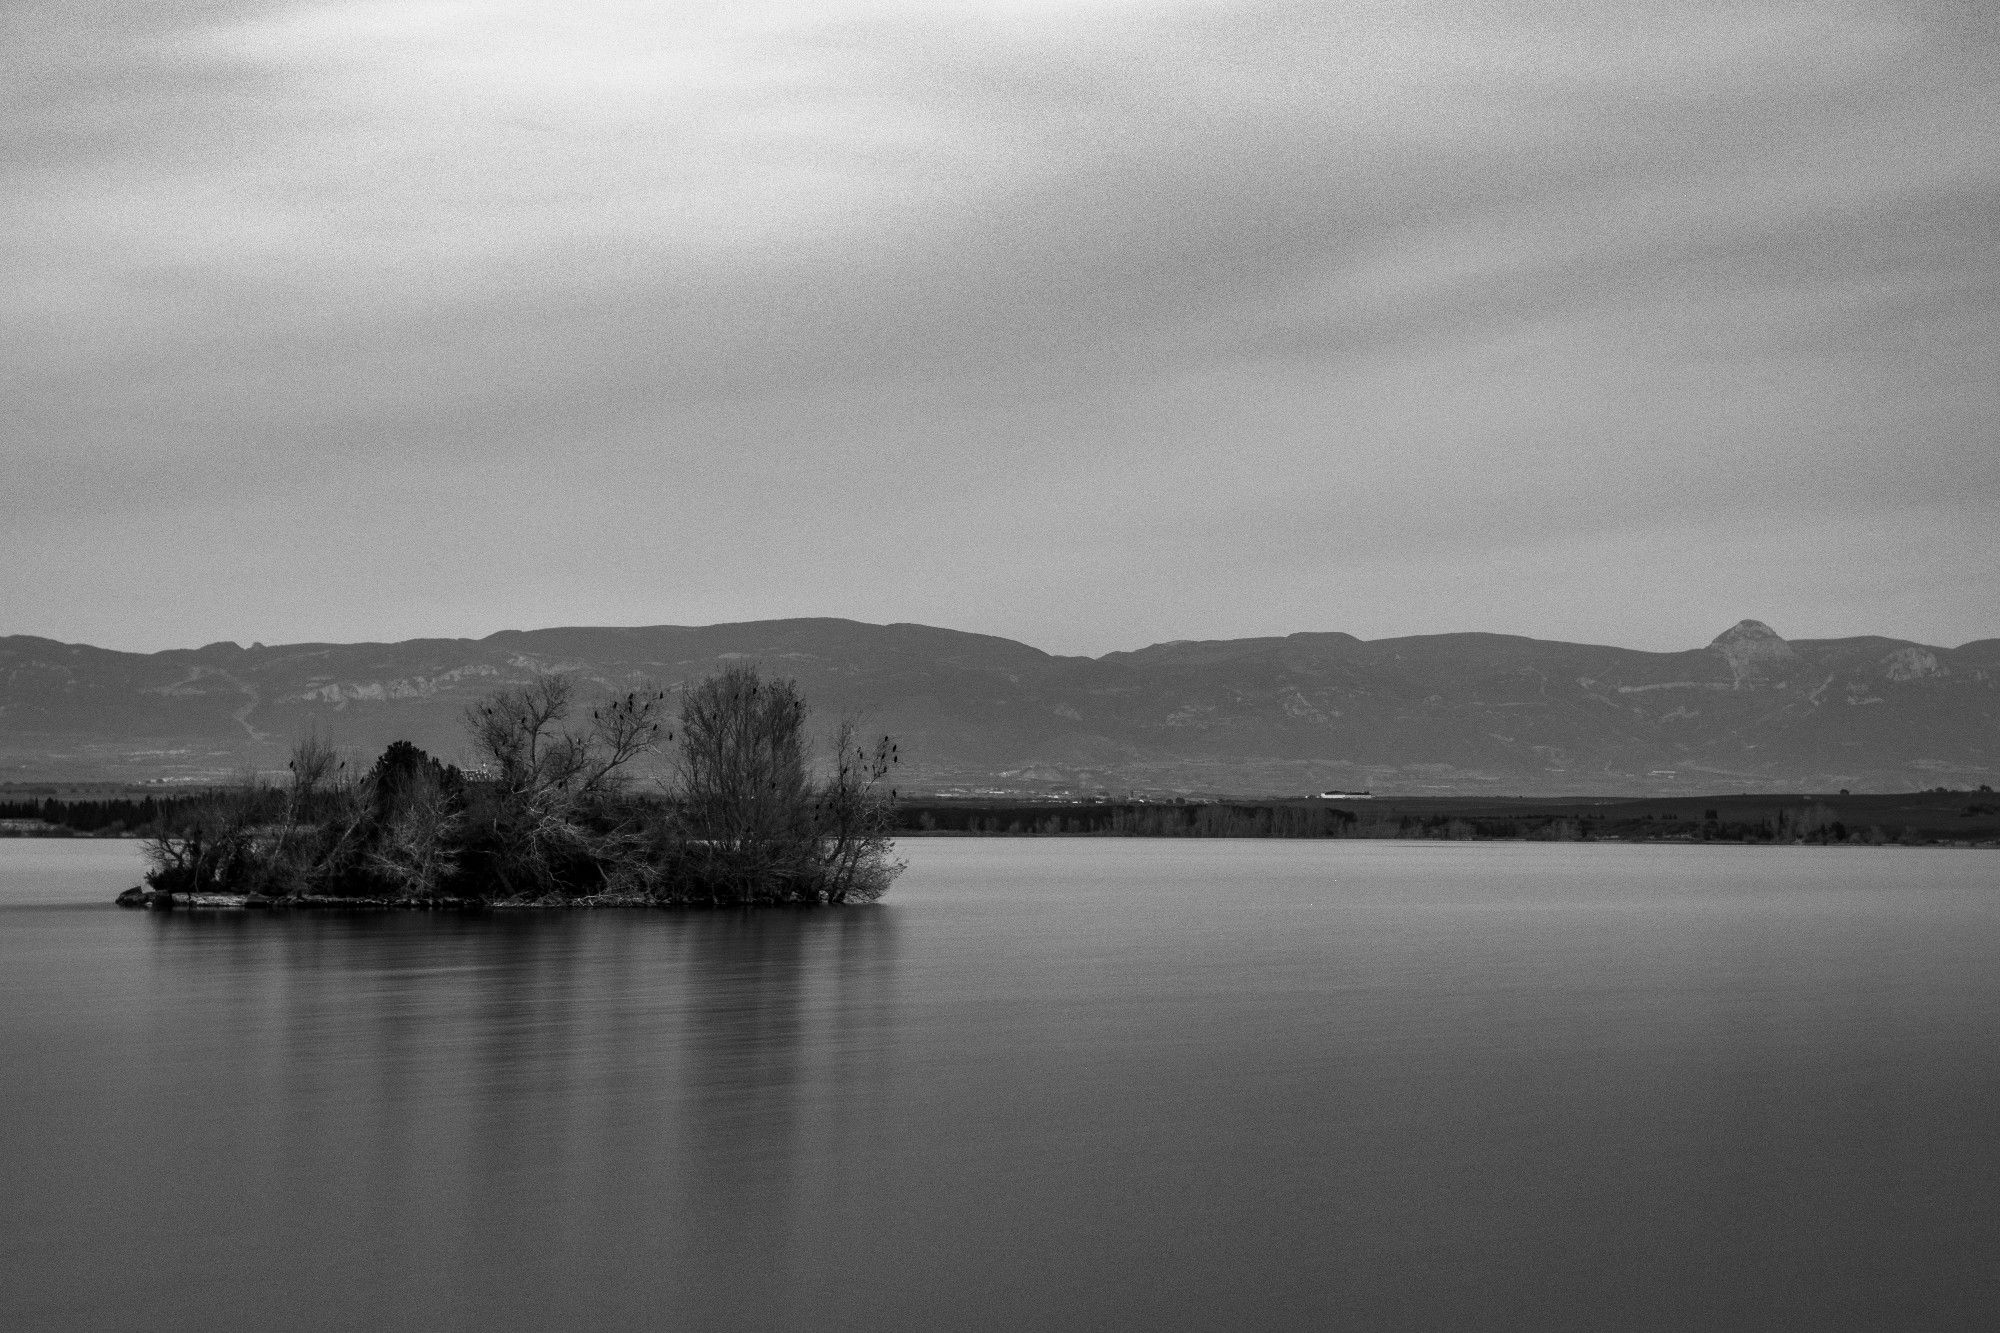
[2,619,1994,794]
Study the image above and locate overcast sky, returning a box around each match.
[5,0,1996,656]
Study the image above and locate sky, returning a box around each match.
[5,0,1997,657]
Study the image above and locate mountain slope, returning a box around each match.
[2,619,1994,794]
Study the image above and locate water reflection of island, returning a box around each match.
[140,908,900,1327]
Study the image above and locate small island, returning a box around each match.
[118,666,900,910]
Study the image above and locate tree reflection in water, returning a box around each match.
[126,907,901,1328]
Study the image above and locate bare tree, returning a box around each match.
[287,731,341,806]
[675,665,809,852]
[466,673,579,794]
[463,672,668,896]
[815,720,902,903]
[672,666,902,903]
[580,689,669,796]
[466,673,666,800]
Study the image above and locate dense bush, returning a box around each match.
[141,667,901,907]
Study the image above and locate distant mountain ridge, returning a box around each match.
[2,618,1995,794]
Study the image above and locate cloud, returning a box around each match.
[2,0,1996,654]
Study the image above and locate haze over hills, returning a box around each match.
[2,619,1994,795]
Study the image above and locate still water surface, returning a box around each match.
[3,838,1998,1330]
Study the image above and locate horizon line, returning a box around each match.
[5,616,1996,660]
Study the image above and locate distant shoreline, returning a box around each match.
[10,787,1997,850]
[888,791,1999,847]
[890,830,1996,846]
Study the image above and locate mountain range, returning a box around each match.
[2,619,1994,794]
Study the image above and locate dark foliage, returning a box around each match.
[0,795,202,836]
[136,667,902,906]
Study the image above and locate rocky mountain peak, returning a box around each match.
[1710,619,1796,674]
[1711,619,1784,646]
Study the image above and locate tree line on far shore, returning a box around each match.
[136,665,901,906]
[0,794,191,836]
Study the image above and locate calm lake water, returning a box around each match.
[3,838,1998,1331]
